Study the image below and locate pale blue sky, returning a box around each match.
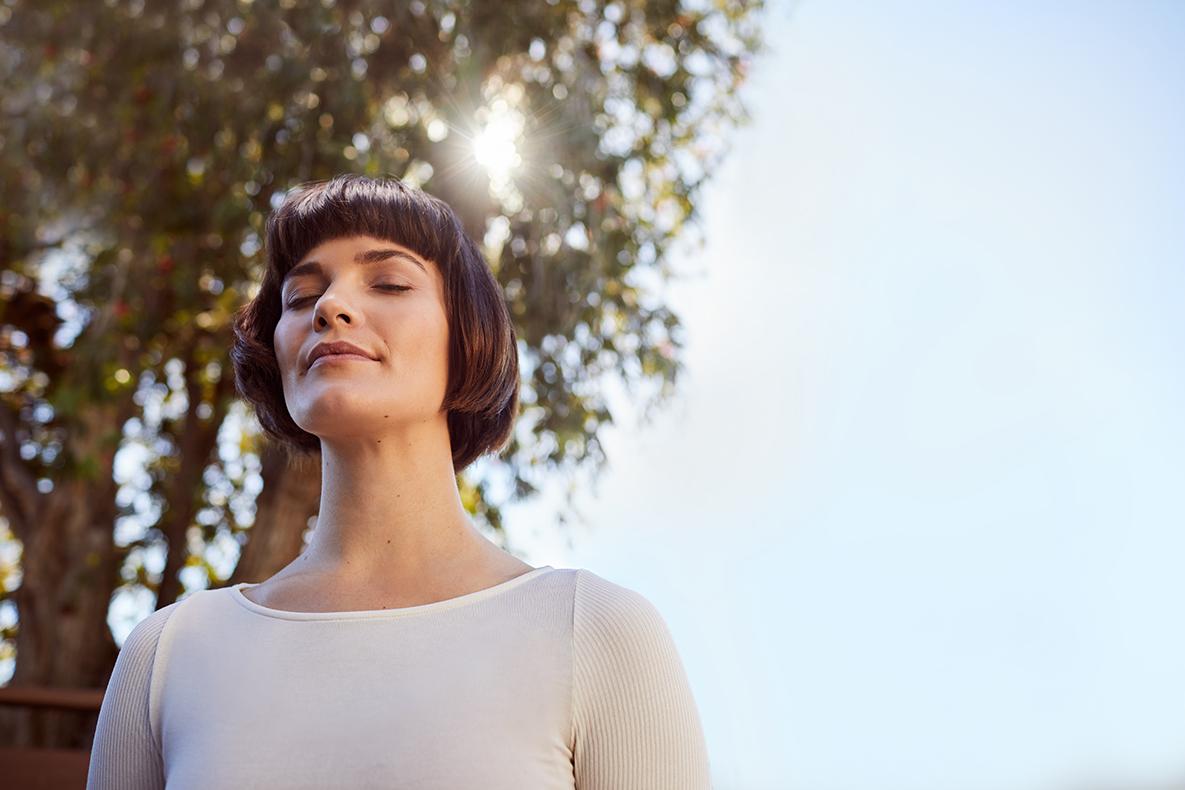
[505,2,1185,789]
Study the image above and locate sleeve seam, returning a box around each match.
[146,598,185,760]
[570,568,583,761]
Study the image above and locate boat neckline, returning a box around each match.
[229,565,557,621]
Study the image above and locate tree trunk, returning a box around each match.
[0,407,128,750]
[155,351,234,610]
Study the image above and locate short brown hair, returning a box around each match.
[230,173,520,474]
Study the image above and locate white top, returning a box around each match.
[85,566,713,789]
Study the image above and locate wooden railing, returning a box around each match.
[0,685,103,789]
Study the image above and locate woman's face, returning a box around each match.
[273,234,450,443]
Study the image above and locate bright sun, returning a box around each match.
[472,100,524,183]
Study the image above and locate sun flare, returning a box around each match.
[472,101,525,183]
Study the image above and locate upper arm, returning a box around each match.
[86,601,178,790]
[571,570,713,790]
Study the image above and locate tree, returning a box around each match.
[0,0,765,748]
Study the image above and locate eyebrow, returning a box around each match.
[283,248,427,285]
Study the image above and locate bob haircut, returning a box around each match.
[230,173,520,474]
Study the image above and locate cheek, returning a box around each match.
[423,316,450,370]
[272,318,297,372]
[391,304,447,356]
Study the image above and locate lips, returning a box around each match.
[309,353,373,369]
[306,340,378,370]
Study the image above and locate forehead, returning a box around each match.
[284,235,433,283]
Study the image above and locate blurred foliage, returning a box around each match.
[0,0,764,657]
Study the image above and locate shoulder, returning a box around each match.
[106,597,187,722]
[573,568,671,634]
[107,591,211,740]
[88,596,189,788]
[120,599,184,659]
[568,569,714,787]
[571,568,685,677]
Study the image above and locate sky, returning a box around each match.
[502,2,1185,789]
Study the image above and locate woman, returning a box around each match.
[86,174,713,789]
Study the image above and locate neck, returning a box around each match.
[298,417,498,584]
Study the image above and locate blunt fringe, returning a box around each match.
[230,173,520,474]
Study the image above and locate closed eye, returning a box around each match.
[285,284,410,309]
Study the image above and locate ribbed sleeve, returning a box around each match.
[571,569,713,789]
[86,601,179,790]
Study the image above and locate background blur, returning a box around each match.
[507,2,1185,789]
[3,1,1184,789]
